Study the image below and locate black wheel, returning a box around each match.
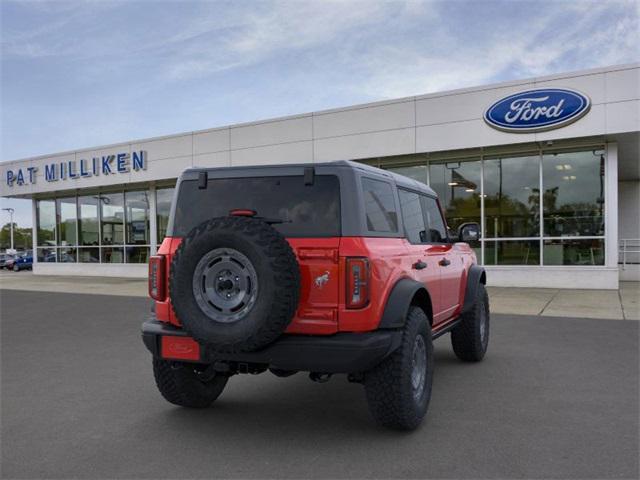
[451,283,489,362]
[12,264,19,272]
[364,306,433,430]
[169,216,300,352]
[152,358,228,408]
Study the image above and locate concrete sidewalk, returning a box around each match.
[1,270,638,320]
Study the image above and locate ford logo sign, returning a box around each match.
[484,88,591,133]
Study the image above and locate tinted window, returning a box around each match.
[399,189,427,244]
[421,196,448,243]
[362,178,398,233]
[173,175,340,237]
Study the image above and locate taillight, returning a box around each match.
[149,255,166,301]
[346,257,370,309]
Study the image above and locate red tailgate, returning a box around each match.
[286,238,341,335]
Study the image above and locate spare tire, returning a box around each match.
[169,216,300,352]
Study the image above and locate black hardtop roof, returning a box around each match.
[185,160,436,197]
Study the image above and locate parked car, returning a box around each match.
[0,253,15,269]
[142,161,489,430]
[11,252,33,271]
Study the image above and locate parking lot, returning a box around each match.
[1,289,638,479]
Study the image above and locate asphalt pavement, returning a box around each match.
[1,289,638,479]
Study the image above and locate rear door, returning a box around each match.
[421,195,461,320]
[397,189,445,323]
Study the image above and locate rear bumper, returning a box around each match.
[141,320,401,374]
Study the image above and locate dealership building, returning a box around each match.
[1,63,638,289]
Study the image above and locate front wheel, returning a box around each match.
[451,283,490,362]
[364,307,433,430]
[13,264,19,272]
[152,358,228,408]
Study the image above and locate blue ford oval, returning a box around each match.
[484,88,591,132]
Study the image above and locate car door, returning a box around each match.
[421,195,461,322]
[397,189,445,324]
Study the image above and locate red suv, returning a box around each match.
[142,161,489,430]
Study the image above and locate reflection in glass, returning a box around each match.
[542,150,605,237]
[484,240,540,265]
[101,247,124,263]
[398,189,426,244]
[126,246,150,263]
[543,239,604,265]
[37,247,56,262]
[156,187,175,242]
[125,190,150,245]
[429,160,481,233]
[421,196,448,243]
[37,200,56,246]
[78,247,100,263]
[101,193,124,245]
[56,197,77,246]
[78,196,99,246]
[484,155,540,238]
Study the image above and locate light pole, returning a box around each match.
[2,207,15,251]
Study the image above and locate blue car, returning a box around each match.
[12,252,33,271]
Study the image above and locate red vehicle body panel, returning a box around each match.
[153,235,476,335]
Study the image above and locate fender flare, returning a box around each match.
[461,265,486,315]
[378,278,433,329]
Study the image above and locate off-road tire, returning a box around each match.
[364,307,433,430]
[451,283,489,362]
[169,216,300,353]
[152,358,228,408]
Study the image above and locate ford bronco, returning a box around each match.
[142,160,489,430]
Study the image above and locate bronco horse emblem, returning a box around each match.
[314,271,330,289]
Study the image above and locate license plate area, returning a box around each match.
[160,335,201,361]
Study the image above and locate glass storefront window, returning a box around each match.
[125,190,150,245]
[542,150,605,237]
[484,240,540,266]
[36,200,56,246]
[58,247,77,263]
[156,187,174,243]
[543,238,604,265]
[101,247,124,263]
[78,247,99,263]
[56,197,77,246]
[429,160,481,233]
[484,155,540,238]
[126,246,150,263]
[78,195,99,246]
[37,246,56,262]
[100,193,124,245]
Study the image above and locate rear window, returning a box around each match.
[361,177,398,233]
[172,175,341,237]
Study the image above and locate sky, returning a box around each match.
[1,0,639,228]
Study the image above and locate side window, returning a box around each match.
[398,189,427,244]
[421,196,448,243]
[361,178,398,233]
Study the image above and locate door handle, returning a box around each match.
[439,258,451,267]
[413,260,427,270]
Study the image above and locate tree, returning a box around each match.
[0,223,32,251]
